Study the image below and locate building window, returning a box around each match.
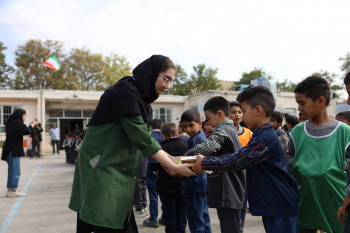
[48,109,63,117]
[65,109,82,118]
[83,109,95,117]
[45,119,58,132]
[153,108,172,122]
[0,106,22,132]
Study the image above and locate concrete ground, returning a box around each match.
[0,153,265,233]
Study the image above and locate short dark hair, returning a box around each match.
[178,122,185,130]
[294,76,330,106]
[236,86,276,117]
[180,109,201,123]
[271,111,283,123]
[336,111,350,122]
[161,122,177,138]
[151,119,163,129]
[344,71,350,85]
[204,96,230,116]
[286,115,299,127]
[229,101,241,108]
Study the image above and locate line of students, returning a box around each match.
[149,73,350,233]
[62,130,85,165]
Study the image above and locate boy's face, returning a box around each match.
[178,126,184,134]
[182,121,202,138]
[346,84,350,105]
[241,101,259,130]
[229,106,243,126]
[204,123,213,132]
[336,116,350,126]
[270,117,281,130]
[204,110,226,128]
[295,93,322,120]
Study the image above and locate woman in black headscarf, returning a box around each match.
[69,55,196,233]
[2,109,39,198]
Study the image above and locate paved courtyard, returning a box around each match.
[0,153,265,233]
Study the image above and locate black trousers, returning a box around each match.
[51,140,60,153]
[216,208,241,233]
[76,212,138,233]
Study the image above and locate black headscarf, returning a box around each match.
[88,55,168,127]
[7,109,26,124]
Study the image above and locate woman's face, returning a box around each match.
[22,113,27,122]
[155,68,175,95]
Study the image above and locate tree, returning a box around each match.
[12,39,65,90]
[339,53,350,75]
[276,79,297,92]
[190,64,220,94]
[65,47,107,91]
[0,41,14,89]
[235,68,273,85]
[104,53,132,88]
[162,64,192,96]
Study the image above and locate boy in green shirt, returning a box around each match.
[286,76,350,233]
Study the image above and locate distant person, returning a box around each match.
[49,124,60,154]
[298,112,307,122]
[65,123,72,135]
[285,115,299,135]
[335,111,350,126]
[270,111,289,153]
[2,109,39,198]
[30,121,43,159]
[203,120,213,138]
[178,122,189,145]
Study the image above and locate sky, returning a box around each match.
[0,0,350,84]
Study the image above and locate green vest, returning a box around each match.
[69,115,161,229]
[291,122,350,232]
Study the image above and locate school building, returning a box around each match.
[0,89,337,152]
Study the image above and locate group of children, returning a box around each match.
[136,73,350,233]
[62,130,85,165]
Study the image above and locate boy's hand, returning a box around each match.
[338,207,347,223]
[193,155,205,174]
[172,163,197,177]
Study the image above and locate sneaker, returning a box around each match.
[5,190,12,197]
[10,190,27,198]
[134,209,148,218]
[143,218,159,228]
[158,217,165,226]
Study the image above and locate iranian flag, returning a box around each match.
[42,55,61,71]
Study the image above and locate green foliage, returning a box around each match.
[64,47,107,91]
[339,53,350,75]
[11,39,66,90]
[190,64,220,94]
[104,53,132,88]
[235,68,273,85]
[276,79,297,92]
[0,41,14,89]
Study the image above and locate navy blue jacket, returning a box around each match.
[202,122,298,217]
